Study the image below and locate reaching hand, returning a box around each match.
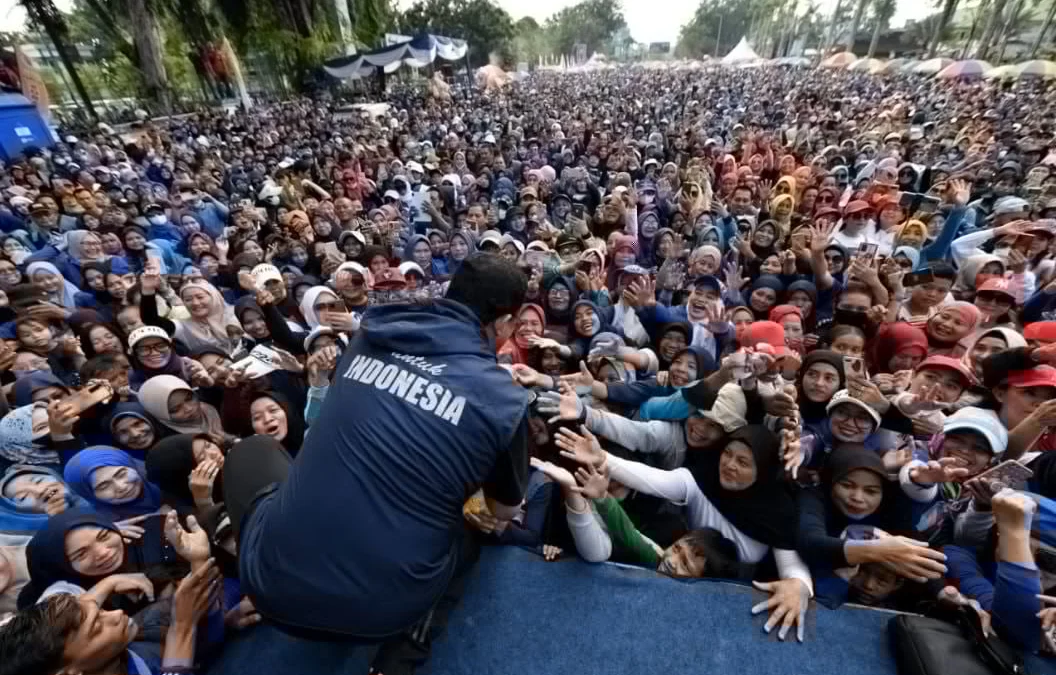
[527,336,562,352]
[114,514,153,542]
[574,462,610,499]
[724,262,749,293]
[320,311,360,333]
[947,178,971,207]
[272,347,304,374]
[107,573,156,602]
[559,361,596,395]
[535,390,586,424]
[186,359,215,388]
[172,559,220,626]
[750,579,810,642]
[164,512,212,563]
[963,476,1005,509]
[909,457,971,485]
[882,448,912,472]
[530,457,578,491]
[810,221,838,254]
[554,425,606,467]
[852,536,947,582]
[225,596,262,630]
[47,399,79,437]
[510,363,545,388]
[588,338,624,360]
[781,428,804,479]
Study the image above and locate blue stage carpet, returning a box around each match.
[207,546,1056,675]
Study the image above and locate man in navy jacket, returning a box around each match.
[224,253,530,659]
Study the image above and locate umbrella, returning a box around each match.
[772,56,810,67]
[882,57,913,73]
[936,59,993,79]
[821,51,857,68]
[848,57,886,73]
[1017,59,1056,78]
[913,58,954,74]
[986,64,1020,80]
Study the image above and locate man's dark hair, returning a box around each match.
[445,253,527,326]
[0,594,82,675]
[928,261,957,281]
[839,280,875,303]
[80,353,128,381]
[679,528,740,579]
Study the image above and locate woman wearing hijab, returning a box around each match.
[25,261,79,309]
[542,275,576,342]
[24,231,110,286]
[796,351,846,437]
[586,425,813,639]
[498,304,546,366]
[104,402,168,459]
[951,254,1005,301]
[796,445,930,609]
[744,275,785,320]
[959,327,1029,380]
[447,230,476,274]
[769,194,795,239]
[871,322,929,374]
[63,446,163,520]
[126,326,193,391]
[170,279,241,354]
[895,220,928,250]
[745,221,779,276]
[146,434,226,513]
[298,285,345,332]
[402,234,434,278]
[0,405,62,472]
[246,391,306,456]
[925,303,983,355]
[138,374,226,438]
[0,465,89,536]
[785,280,818,333]
[16,508,189,610]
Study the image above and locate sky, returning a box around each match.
[0,0,939,47]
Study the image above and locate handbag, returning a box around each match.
[889,606,1026,675]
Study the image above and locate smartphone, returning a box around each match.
[973,459,1033,489]
[918,196,941,214]
[572,203,585,218]
[59,381,114,416]
[857,242,879,266]
[903,269,935,287]
[843,355,867,379]
[899,192,919,210]
[1013,233,1036,255]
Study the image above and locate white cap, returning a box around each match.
[250,263,283,290]
[406,161,424,174]
[384,189,401,201]
[826,390,882,427]
[479,230,503,248]
[128,325,171,349]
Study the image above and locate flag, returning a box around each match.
[15,46,50,117]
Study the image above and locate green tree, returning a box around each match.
[512,16,547,66]
[20,0,97,117]
[348,0,392,48]
[866,0,896,56]
[845,0,871,49]
[543,0,626,58]
[677,0,759,57]
[927,0,961,56]
[395,0,514,66]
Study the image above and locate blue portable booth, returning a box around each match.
[0,93,55,161]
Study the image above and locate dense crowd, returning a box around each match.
[0,64,1056,674]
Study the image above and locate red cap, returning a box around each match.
[916,355,977,386]
[814,206,841,219]
[1006,365,1056,388]
[745,321,789,356]
[1024,322,1056,342]
[373,268,406,290]
[977,277,1017,299]
[844,200,872,215]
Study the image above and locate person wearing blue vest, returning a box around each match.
[223,253,531,669]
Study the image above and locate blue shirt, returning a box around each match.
[239,299,529,637]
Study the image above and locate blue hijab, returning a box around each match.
[12,372,69,408]
[103,403,167,460]
[63,447,163,520]
[0,465,90,536]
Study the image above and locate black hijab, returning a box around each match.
[247,390,305,456]
[685,425,798,550]
[145,433,224,511]
[822,443,914,533]
[796,350,846,422]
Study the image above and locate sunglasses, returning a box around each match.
[314,301,343,311]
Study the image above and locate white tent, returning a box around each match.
[721,37,761,65]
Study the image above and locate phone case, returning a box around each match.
[974,460,1033,489]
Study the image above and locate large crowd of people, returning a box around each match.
[0,63,1056,673]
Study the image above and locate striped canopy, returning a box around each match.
[1017,59,1056,78]
[936,59,993,79]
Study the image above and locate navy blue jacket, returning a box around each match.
[239,299,530,637]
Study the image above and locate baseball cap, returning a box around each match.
[688,274,721,291]
[826,389,882,426]
[250,263,283,290]
[373,267,406,290]
[844,200,872,216]
[338,230,366,248]
[976,277,1017,301]
[383,189,401,201]
[28,201,50,214]
[398,261,426,278]
[620,264,650,279]
[405,161,424,174]
[478,230,503,249]
[1024,322,1056,342]
[915,354,977,387]
[942,407,1008,456]
[1006,365,1056,388]
[744,320,789,356]
[128,325,171,349]
[992,196,1030,217]
[814,206,841,219]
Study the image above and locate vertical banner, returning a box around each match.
[14,46,50,117]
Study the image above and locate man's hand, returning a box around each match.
[536,390,585,424]
[554,425,606,467]
[847,375,890,414]
[559,361,596,396]
[106,573,156,603]
[530,457,579,491]
[186,359,215,388]
[225,597,262,630]
[963,476,1004,509]
[46,399,79,437]
[781,428,804,479]
[751,579,810,642]
[164,512,212,564]
[306,345,339,387]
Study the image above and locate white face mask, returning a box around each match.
[148,215,167,226]
[7,249,29,265]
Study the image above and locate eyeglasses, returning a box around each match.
[135,342,170,356]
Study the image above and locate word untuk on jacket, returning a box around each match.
[341,353,466,426]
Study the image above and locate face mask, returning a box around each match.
[7,249,29,265]
[148,215,167,226]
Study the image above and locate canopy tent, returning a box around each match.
[0,93,54,161]
[721,37,761,65]
[323,33,468,80]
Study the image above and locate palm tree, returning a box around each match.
[126,0,171,110]
[976,0,1011,59]
[825,0,845,49]
[867,0,896,56]
[846,0,871,50]
[19,0,97,117]
[928,0,961,57]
